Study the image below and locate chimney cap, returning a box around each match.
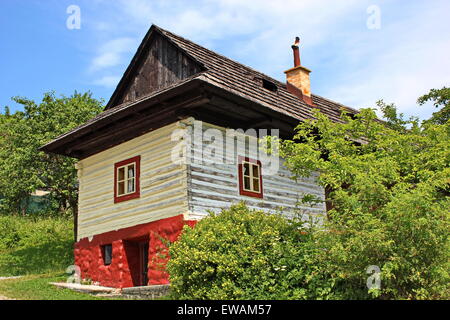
[292,37,300,49]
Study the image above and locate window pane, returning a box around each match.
[128,165,135,178]
[252,165,259,178]
[244,177,251,190]
[118,168,125,181]
[118,182,125,195]
[253,178,260,192]
[103,244,112,266]
[127,178,135,193]
[243,163,250,176]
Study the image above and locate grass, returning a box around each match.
[0,215,74,276]
[0,215,118,300]
[0,272,121,300]
[0,215,168,300]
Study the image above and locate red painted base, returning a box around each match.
[74,215,197,288]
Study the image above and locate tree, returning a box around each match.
[277,100,449,299]
[0,92,103,223]
[418,87,449,125]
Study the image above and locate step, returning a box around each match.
[50,282,119,295]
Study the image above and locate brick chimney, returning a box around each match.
[284,37,313,105]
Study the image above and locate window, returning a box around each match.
[238,156,263,198]
[102,244,112,266]
[262,79,278,93]
[114,156,141,203]
[254,77,278,93]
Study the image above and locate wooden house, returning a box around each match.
[41,25,358,288]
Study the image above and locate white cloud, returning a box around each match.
[90,52,121,72]
[92,75,121,88]
[321,1,450,119]
[89,38,138,72]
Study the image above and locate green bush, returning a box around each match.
[167,200,448,300]
[314,187,450,300]
[167,203,330,300]
[0,215,74,276]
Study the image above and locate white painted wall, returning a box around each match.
[183,119,326,221]
[76,122,189,241]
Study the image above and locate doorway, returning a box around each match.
[139,242,149,286]
[124,239,149,287]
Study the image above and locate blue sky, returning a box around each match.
[1,0,449,119]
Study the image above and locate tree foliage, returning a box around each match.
[418,87,450,125]
[278,101,449,299]
[0,92,103,215]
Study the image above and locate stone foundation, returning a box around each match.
[121,285,170,300]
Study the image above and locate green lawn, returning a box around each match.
[0,215,74,276]
[0,216,168,300]
[0,272,122,300]
[0,216,115,300]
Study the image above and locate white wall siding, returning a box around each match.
[76,122,188,241]
[184,119,326,220]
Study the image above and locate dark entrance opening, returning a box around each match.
[139,242,149,286]
[124,237,149,287]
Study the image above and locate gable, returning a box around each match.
[110,31,203,107]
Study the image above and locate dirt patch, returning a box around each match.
[0,277,22,281]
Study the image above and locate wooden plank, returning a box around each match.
[112,32,202,109]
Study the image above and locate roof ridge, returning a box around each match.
[155,25,359,114]
[312,93,360,114]
[154,25,289,88]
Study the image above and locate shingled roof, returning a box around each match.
[106,25,359,123]
[42,25,362,158]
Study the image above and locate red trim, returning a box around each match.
[238,156,264,199]
[114,156,141,203]
[76,215,184,247]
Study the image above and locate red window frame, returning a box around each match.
[238,156,264,199]
[114,156,141,203]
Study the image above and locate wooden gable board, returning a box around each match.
[109,30,204,107]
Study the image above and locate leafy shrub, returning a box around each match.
[167,203,330,300]
[314,186,450,300]
[0,215,74,276]
[0,217,21,249]
[168,200,448,300]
